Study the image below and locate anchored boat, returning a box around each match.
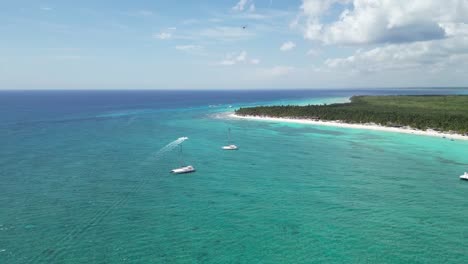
[171,165,195,174]
[460,172,468,181]
[222,128,238,150]
[171,142,195,174]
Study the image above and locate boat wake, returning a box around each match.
[153,137,188,159]
[28,137,189,263]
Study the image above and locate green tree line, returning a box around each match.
[235,95,468,135]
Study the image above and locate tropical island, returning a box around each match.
[234,95,468,137]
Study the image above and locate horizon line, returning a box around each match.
[1,87,468,92]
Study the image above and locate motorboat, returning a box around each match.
[460,172,468,181]
[171,165,195,174]
[222,128,238,150]
[222,144,238,150]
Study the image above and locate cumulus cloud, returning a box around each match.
[325,31,468,73]
[295,0,468,78]
[299,0,468,45]
[220,51,260,66]
[280,41,296,51]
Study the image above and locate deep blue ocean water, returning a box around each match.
[1,89,468,263]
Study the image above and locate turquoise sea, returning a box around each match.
[1,89,468,263]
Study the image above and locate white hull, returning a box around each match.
[171,166,195,174]
[222,145,238,150]
[460,173,468,181]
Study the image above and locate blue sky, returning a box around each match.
[1,0,468,89]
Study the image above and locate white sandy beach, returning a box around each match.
[229,113,468,141]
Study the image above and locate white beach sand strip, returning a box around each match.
[229,113,468,141]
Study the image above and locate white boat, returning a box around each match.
[171,165,195,174]
[222,128,238,150]
[460,172,468,181]
[222,144,238,150]
[171,143,195,174]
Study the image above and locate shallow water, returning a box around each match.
[1,89,468,263]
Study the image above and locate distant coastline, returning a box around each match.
[229,113,468,140]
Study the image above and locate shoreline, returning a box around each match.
[229,113,468,141]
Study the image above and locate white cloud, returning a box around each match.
[233,0,251,11]
[154,27,177,40]
[154,32,172,40]
[280,41,296,51]
[301,0,346,17]
[325,31,468,73]
[295,0,468,82]
[236,51,247,62]
[299,0,468,45]
[250,58,261,64]
[232,0,257,14]
[40,7,53,11]
[306,49,319,56]
[220,51,260,66]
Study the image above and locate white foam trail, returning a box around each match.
[152,137,188,159]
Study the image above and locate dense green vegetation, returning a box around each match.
[236,95,468,135]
